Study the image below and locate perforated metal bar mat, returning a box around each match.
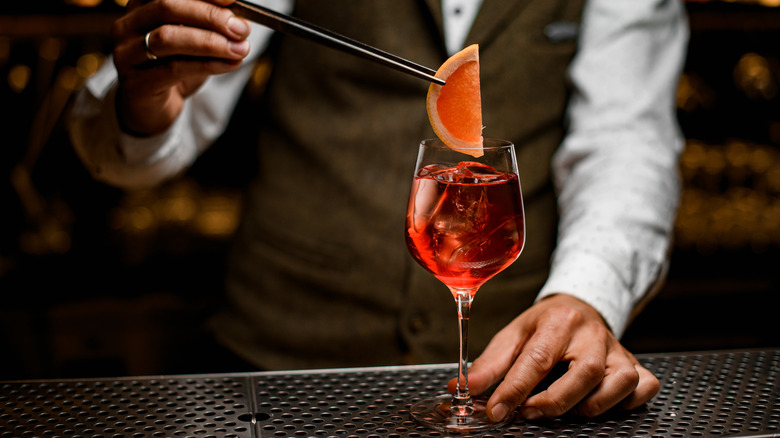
[2,348,779,437]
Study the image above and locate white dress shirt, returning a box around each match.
[68,0,689,338]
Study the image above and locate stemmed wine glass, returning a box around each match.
[404,138,526,432]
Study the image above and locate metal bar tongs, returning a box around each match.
[228,0,445,85]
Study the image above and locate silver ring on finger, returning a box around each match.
[144,31,158,61]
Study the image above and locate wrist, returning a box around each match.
[115,84,181,137]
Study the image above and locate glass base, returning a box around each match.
[410,394,515,433]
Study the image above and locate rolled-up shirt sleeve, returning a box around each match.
[537,0,689,338]
[67,0,293,190]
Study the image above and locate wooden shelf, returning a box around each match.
[687,3,780,31]
[0,13,120,37]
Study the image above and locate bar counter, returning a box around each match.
[2,348,778,437]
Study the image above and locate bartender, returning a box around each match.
[68,0,688,422]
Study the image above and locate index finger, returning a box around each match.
[116,0,249,41]
[484,330,569,422]
[521,347,608,419]
[126,0,238,12]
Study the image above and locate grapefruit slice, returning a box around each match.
[426,44,483,157]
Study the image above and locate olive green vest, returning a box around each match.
[211,0,585,370]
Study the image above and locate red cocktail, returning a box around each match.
[405,139,525,432]
[405,161,525,293]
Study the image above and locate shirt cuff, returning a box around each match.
[537,250,633,339]
[117,104,188,167]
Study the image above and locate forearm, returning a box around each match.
[538,0,689,337]
[68,25,267,190]
[69,68,195,190]
[539,131,682,337]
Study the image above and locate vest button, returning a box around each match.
[408,313,428,334]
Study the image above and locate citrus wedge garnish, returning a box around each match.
[426,44,483,157]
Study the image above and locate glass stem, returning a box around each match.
[451,288,475,414]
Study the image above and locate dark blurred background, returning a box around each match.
[1,0,778,381]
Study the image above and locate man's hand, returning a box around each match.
[111,0,252,136]
[450,294,659,421]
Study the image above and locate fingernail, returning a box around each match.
[229,40,250,56]
[521,406,543,420]
[491,403,509,421]
[228,16,249,36]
